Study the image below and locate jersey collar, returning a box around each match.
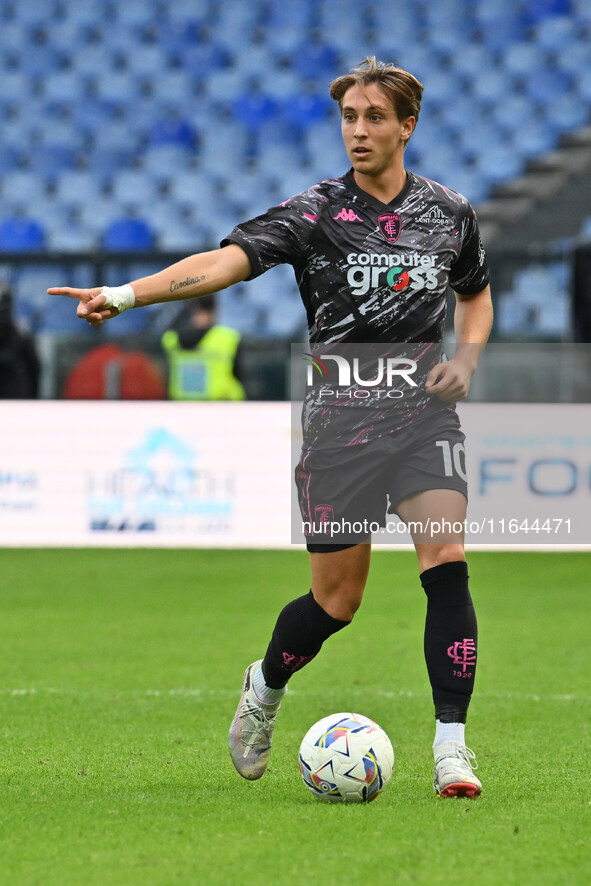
[343,168,413,211]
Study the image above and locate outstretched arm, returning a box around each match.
[47,243,252,327]
[425,284,493,402]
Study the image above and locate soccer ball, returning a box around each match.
[298,712,394,803]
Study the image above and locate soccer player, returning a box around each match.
[49,58,492,799]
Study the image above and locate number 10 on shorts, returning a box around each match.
[436,440,467,481]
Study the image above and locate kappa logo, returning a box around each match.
[418,205,453,226]
[333,208,362,222]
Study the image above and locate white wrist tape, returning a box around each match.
[100,284,135,314]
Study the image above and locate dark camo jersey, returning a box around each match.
[222,168,490,447]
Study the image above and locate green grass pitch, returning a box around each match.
[0,548,589,885]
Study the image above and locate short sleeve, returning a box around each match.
[221,190,320,279]
[449,203,490,295]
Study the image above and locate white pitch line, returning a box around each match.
[0,687,586,703]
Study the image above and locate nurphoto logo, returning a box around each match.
[304,352,418,397]
[294,342,440,406]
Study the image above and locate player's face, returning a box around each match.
[340,83,415,179]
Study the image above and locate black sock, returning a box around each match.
[421,561,478,724]
[261,591,350,689]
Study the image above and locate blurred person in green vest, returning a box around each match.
[161,294,245,401]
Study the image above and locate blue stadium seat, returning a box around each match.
[231,88,280,132]
[222,170,274,217]
[177,39,232,79]
[475,146,523,186]
[396,46,441,82]
[112,0,161,29]
[28,144,79,181]
[42,71,89,105]
[443,170,489,206]
[102,218,155,251]
[0,23,28,57]
[89,120,144,162]
[474,10,527,52]
[267,23,309,56]
[415,149,470,187]
[216,285,265,336]
[315,2,368,45]
[288,38,340,79]
[147,114,197,149]
[1,171,48,210]
[144,75,196,116]
[497,262,571,337]
[0,144,22,176]
[422,72,467,112]
[34,18,83,54]
[17,42,66,79]
[469,69,514,105]
[197,120,250,169]
[12,3,59,24]
[534,14,578,51]
[71,45,121,80]
[233,45,278,80]
[53,170,105,207]
[523,67,572,107]
[279,89,333,130]
[267,170,313,206]
[545,94,589,135]
[157,18,208,56]
[522,0,570,26]
[0,71,32,103]
[304,120,348,163]
[91,71,142,106]
[150,216,214,251]
[266,0,313,31]
[82,145,140,180]
[502,43,547,78]
[63,1,111,28]
[165,171,220,212]
[490,95,538,135]
[457,122,506,165]
[199,67,244,108]
[124,44,171,79]
[555,38,591,78]
[76,199,122,235]
[46,223,99,252]
[571,0,591,24]
[108,169,163,214]
[0,217,45,251]
[139,145,194,184]
[69,96,123,134]
[509,119,558,158]
[573,68,591,104]
[449,44,495,80]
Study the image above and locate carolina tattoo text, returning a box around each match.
[169,275,206,292]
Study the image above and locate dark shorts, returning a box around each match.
[296,410,467,552]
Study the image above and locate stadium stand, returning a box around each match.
[0,0,590,346]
